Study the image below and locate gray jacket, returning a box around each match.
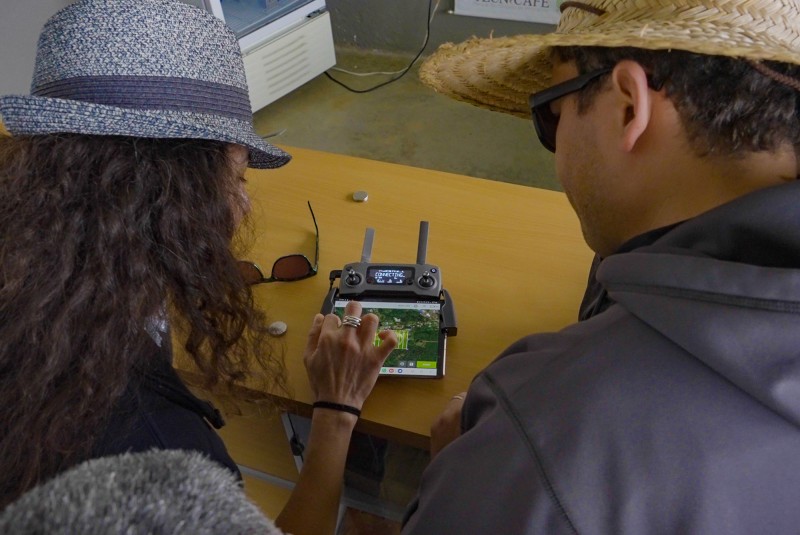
[403,180,800,534]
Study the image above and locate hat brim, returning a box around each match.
[0,95,291,169]
[420,35,550,119]
[420,26,800,119]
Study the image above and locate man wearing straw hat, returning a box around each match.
[404,1,800,533]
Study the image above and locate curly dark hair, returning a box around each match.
[0,133,286,507]
[552,46,800,158]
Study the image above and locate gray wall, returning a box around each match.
[0,0,550,96]
[326,0,552,54]
[0,0,75,95]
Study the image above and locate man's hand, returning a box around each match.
[430,392,466,459]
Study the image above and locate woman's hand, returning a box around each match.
[430,392,466,459]
[303,300,397,410]
[279,303,397,535]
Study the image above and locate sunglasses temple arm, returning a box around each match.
[308,200,320,271]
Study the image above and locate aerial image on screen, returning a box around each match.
[334,300,442,377]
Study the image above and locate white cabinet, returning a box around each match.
[182,0,336,112]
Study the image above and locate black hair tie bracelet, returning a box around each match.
[312,401,361,418]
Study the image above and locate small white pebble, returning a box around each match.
[352,190,369,202]
[268,321,288,336]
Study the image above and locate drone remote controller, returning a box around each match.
[340,222,442,299]
[321,221,457,337]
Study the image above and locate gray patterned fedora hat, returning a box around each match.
[0,0,290,169]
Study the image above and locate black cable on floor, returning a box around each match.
[324,0,433,94]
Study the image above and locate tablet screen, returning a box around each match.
[333,299,445,377]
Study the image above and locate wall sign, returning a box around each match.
[454,0,562,25]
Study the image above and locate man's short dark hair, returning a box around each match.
[552,46,800,157]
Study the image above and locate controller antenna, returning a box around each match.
[361,228,375,263]
[417,221,429,265]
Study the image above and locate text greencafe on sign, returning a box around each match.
[454,0,561,23]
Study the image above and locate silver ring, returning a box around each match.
[341,315,362,328]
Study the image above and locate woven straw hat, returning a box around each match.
[0,0,290,169]
[419,0,800,118]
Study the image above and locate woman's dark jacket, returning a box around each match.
[92,327,238,476]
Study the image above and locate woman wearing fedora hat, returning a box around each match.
[407,1,800,534]
[0,1,396,533]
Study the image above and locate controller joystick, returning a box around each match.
[345,269,362,286]
[419,271,435,288]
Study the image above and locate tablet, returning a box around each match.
[333,298,446,378]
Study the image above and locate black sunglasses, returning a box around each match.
[238,201,319,285]
[528,67,612,153]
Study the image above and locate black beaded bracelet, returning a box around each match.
[312,401,362,417]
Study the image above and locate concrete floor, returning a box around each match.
[252,48,562,191]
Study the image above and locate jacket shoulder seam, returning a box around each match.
[481,372,580,534]
[607,282,800,313]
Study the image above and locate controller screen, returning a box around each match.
[367,266,414,285]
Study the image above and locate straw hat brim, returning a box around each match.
[0,95,291,169]
[420,25,800,119]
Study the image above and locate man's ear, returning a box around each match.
[610,60,654,153]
